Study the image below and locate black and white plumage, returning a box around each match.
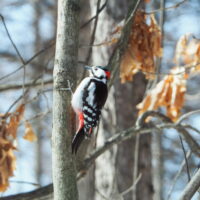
[71,66,110,154]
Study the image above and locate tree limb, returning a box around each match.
[179,168,200,200]
[2,111,200,200]
[0,79,53,92]
[0,184,53,200]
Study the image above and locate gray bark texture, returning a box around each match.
[52,0,80,200]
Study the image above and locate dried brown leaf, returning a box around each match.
[23,121,37,142]
[0,103,25,191]
[120,11,162,83]
[137,67,187,121]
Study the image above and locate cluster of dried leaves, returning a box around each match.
[120,11,162,83]
[108,11,200,120]
[137,68,187,121]
[137,34,200,121]
[0,104,37,191]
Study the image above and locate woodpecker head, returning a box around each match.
[85,66,110,82]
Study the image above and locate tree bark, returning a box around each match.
[52,0,79,200]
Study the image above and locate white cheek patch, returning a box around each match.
[92,68,105,78]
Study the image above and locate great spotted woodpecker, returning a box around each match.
[71,66,110,153]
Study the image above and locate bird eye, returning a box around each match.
[94,68,98,71]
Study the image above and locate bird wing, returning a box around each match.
[82,79,108,130]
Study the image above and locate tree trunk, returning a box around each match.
[52,0,79,199]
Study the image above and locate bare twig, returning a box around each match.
[167,151,192,200]
[0,14,25,64]
[1,112,200,199]
[83,111,200,174]
[5,93,27,114]
[121,173,142,196]
[21,110,51,126]
[10,180,40,187]
[179,135,191,181]
[136,110,172,128]
[0,79,53,92]
[184,125,200,135]
[177,109,200,124]
[145,0,188,15]
[179,168,200,200]
[0,184,53,200]
[80,0,107,29]
[5,75,45,114]
[0,42,54,82]
[108,0,142,88]
[81,0,102,79]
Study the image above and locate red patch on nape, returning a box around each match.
[105,71,111,79]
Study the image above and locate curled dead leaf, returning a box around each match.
[120,11,162,82]
[23,121,37,142]
[137,67,187,121]
[0,103,25,191]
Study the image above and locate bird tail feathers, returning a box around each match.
[72,127,85,154]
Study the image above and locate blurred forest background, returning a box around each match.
[0,0,200,200]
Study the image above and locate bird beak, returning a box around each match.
[84,66,91,70]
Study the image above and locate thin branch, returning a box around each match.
[81,0,102,79]
[179,168,200,200]
[124,0,142,26]
[145,0,188,15]
[121,173,142,196]
[184,124,200,135]
[108,0,142,88]
[83,111,200,174]
[95,189,109,200]
[5,93,26,114]
[10,180,40,187]
[179,135,191,181]
[177,109,200,124]
[5,75,44,114]
[20,110,51,126]
[0,14,25,64]
[136,110,172,128]
[2,112,200,200]
[0,79,53,92]
[0,42,54,82]
[167,151,192,200]
[80,0,107,29]
[0,184,53,200]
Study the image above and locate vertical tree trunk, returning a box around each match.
[52,0,79,200]
[151,131,162,200]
